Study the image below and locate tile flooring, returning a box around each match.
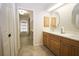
[18,45,54,56]
[19,32,54,56]
[20,32,33,47]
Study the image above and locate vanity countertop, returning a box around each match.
[43,29,79,41]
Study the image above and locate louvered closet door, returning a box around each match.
[1,4,15,56]
[7,4,15,56]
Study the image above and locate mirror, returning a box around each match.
[72,4,79,29]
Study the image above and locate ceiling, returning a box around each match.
[17,3,56,18]
[16,3,55,11]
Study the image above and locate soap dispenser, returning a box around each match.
[61,26,65,34]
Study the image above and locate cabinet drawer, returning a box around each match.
[50,34,60,42]
[61,37,79,47]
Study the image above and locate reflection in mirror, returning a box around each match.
[51,16,56,28]
[44,16,49,27]
[72,4,79,29]
[50,12,60,29]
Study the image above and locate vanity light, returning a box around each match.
[18,9,28,15]
[47,3,64,12]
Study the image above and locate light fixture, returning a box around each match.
[47,3,64,12]
[18,9,28,15]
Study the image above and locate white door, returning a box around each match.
[0,3,16,56]
[0,4,3,56]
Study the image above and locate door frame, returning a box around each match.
[17,8,33,47]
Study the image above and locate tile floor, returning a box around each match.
[18,45,54,56]
[19,32,54,56]
[20,32,33,47]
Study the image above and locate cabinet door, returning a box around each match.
[50,34,60,55]
[43,32,47,46]
[47,37,51,49]
[61,42,79,56]
[50,40,60,55]
[61,38,79,56]
[43,32,51,49]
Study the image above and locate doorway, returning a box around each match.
[18,9,33,48]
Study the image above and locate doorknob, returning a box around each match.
[8,34,11,37]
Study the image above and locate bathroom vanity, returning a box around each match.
[43,31,79,56]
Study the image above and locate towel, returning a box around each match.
[51,17,56,28]
[44,16,49,27]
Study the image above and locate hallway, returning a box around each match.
[18,45,54,56]
[20,33,33,47]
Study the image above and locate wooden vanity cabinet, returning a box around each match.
[60,37,79,56]
[43,32,79,56]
